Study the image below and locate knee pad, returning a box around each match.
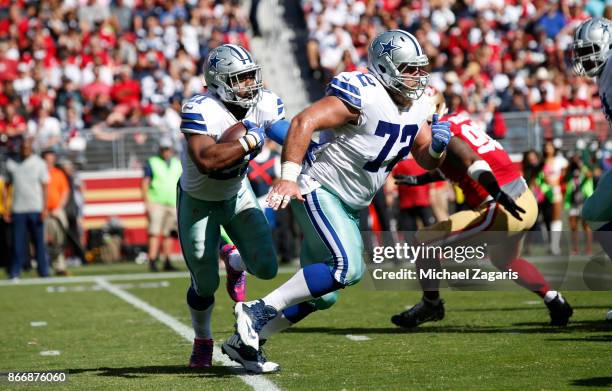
[311,291,339,311]
[186,286,214,311]
[304,263,345,297]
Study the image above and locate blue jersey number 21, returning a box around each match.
[363,121,418,173]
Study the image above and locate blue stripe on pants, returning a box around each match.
[303,192,349,284]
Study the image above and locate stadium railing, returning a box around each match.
[46,111,610,172]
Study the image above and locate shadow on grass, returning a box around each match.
[547,334,612,343]
[284,319,611,335]
[64,365,242,379]
[570,377,612,387]
[451,305,612,313]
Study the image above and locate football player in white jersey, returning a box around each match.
[179,44,288,372]
[225,30,452,370]
[572,17,612,123]
[572,17,612,321]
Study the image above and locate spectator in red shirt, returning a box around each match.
[110,67,141,109]
[0,108,7,139]
[392,156,436,234]
[0,50,18,82]
[28,82,55,113]
[81,67,111,102]
[0,82,9,106]
[5,104,26,137]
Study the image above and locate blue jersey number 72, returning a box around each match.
[363,121,419,173]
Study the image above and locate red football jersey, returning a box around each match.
[439,112,520,208]
[392,157,431,209]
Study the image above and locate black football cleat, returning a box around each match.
[391,299,445,328]
[222,334,280,374]
[546,293,573,326]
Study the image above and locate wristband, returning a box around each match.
[239,133,259,152]
[281,161,302,182]
[238,137,250,152]
[467,160,493,181]
[428,144,444,159]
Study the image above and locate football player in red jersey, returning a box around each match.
[391,93,574,328]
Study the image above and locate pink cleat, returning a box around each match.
[220,244,247,302]
[189,338,213,368]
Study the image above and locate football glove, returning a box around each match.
[394,174,420,186]
[241,120,266,152]
[494,191,526,221]
[430,113,452,154]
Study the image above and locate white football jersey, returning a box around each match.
[597,59,612,126]
[300,71,431,210]
[179,89,285,201]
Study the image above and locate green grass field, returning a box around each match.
[1,263,611,391]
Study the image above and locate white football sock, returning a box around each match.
[544,290,561,304]
[262,269,314,311]
[228,250,247,272]
[550,220,562,254]
[190,303,214,339]
[259,312,293,339]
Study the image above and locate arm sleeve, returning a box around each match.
[266,119,290,145]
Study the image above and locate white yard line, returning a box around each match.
[46,281,170,293]
[94,278,281,391]
[0,272,187,286]
[0,266,298,287]
[39,351,61,356]
[345,335,371,342]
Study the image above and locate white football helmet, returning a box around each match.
[572,17,612,78]
[204,44,263,107]
[367,30,429,100]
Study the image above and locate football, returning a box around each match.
[217,121,247,143]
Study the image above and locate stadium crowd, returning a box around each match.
[303,0,611,132]
[0,0,252,277]
[0,0,611,277]
[0,0,251,154]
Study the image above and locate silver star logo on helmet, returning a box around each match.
[379,38,400,59]
[209,54,222,70]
